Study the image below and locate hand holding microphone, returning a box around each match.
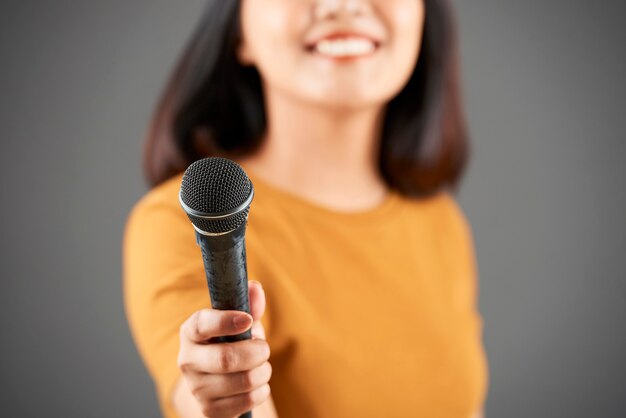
[176,158,272,418]
[178,281,272,418]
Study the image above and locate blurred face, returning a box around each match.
[237,0,425,109]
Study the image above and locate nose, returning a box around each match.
[313,0,372,20]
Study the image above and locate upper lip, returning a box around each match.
[303,24,384,51]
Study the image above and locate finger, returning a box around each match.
[180,309,253,343]
[184,338,270,374]
[251,321,266,340]
[248,280,266,322]
[206,384,271,418]
[189,362,272,400]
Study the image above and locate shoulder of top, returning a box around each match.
[432,190,473,235]
[433,190,463,212]
[403,190,470,228]
[401,189,459,212]
[128,173,185,217]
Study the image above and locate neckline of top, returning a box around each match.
[239,163,403,225]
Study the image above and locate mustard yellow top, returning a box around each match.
[123,167,488,418]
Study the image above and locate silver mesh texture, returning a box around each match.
[185,208,250,235]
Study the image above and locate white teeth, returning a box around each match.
[314,38,376,57]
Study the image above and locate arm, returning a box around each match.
[124,198,277,418]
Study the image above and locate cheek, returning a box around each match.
[394,0,425,27]
[382,0,425,77]
[240,0,306,70]
[385,0,424,50]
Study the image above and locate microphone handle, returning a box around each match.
[195,221,252,418]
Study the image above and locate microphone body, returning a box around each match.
[195,221,251,343]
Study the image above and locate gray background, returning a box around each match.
[1,0,624,417]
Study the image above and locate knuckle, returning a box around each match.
[177,355,192,373]
[217,345,238,372]
[181,311,199,340]
[179,319,191,340]
[242,391,257,410]
[239,370,255,390]
[244,384,270,408]
[190,383,203,399]
[187,380,211,403]
[191,310,206,339]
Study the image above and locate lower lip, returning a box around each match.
[312,52,377,62]
[305,45,380,62]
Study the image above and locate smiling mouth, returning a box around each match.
[304,36,380,59]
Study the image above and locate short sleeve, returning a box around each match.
[123,193,209,418]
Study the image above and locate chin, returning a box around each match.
[322,98,383,110]
[303,87,390,110]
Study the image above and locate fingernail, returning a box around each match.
[233,313,253,330]
[250,280,263,289]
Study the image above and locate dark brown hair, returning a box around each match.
[144,0,469,197]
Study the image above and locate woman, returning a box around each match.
[124,0,488,417]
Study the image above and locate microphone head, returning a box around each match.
[179,157,254,235]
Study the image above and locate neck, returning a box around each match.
[238,88,390,212]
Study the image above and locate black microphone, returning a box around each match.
[179,157,255,418]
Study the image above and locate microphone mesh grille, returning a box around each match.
[181,157,252,214]
[180,157,253,234]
